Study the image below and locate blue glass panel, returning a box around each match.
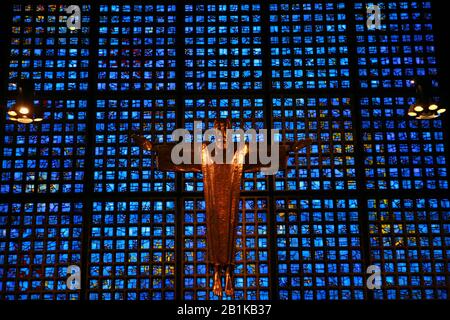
[276,198,364,300]
[88,200,176,300]
[269,2,350,89]
[9,4,90,91]
[354,1,438,88]
[273,97,356,191]
[0,202,83,300]
[97,4,176,91]
[1,100,87,194]
[368,198,450,300]
[361,96,448,190]
[94,99,176,192]
[184,4,263,91]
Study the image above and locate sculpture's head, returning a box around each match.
[213,118,231,131]
[213,118,231,147]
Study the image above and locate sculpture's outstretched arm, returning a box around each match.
[289,138,314,152]
[153,143,202,173]
[243,138,313,172]
[132,135,202,173]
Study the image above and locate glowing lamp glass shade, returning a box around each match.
[410,78,444,120]
[429,104,439,111]
[6,103,44,124]
[6,80,42,124]
[17,117,33,124]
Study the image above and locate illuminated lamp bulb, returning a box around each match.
[7,110,17,117]
[407,105,417,117]
[428,104,439,111]
[437,108,447,114]
[414,105,424,112]
[19,106,30,115]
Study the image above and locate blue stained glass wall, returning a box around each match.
[8,4,91,92]
[269,2,350,90]
[0,1,449,301]
[0,202,83,300]
[88,200,176,300]
[368,198,450,300]
[360,96,447,190]
[97,4,177,92]
[275,198,365,300]
[2,99,87,194]
[94,99,177,193]
[184,4,263,91]
[272,97,356,191]
[354,1,438,89]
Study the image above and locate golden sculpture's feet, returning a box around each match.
[213,267,223,297]
[225,274,234,296]
[225,266,234,296]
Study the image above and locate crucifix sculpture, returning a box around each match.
[133,119,312,297]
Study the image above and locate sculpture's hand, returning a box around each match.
[277,138,313,170]
[154,143,202,173]
[291,138,313,152]
[132,136,202,173]
[131,134,154,151]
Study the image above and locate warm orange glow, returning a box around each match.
[19,106,30,115]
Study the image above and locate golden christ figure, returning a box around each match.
[133,119,312,297]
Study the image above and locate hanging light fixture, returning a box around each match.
[7,80,44,124]
[408,78,446,120]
